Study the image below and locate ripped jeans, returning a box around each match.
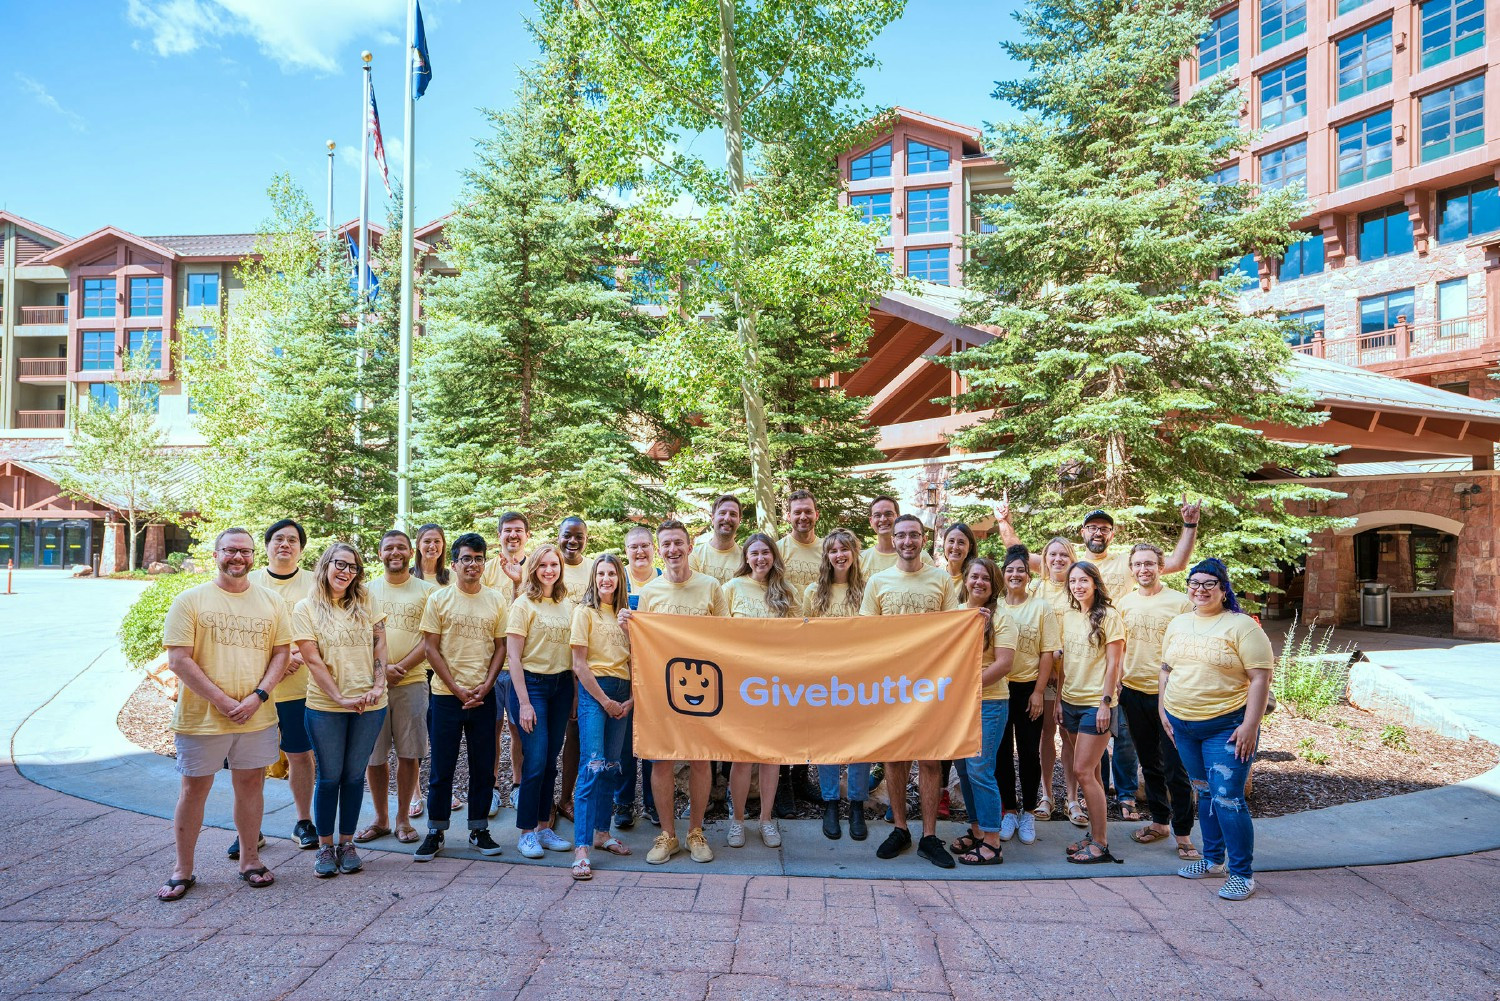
[1167,707,1256,878]
[575,676,632,848]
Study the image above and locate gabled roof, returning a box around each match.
[39,226,181,266]
[147,234,262,258]
[0,211,70,245]
[888,106,982,141]
[323,220,433,254]
[414,214,451,244]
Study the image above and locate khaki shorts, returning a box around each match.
[369,681,429,765]
[174,725,280,777]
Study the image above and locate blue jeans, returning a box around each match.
[305,707,387,838]
[1110,707,1140,801]
[575,677,632,846]
[428,691,498,832]
[509,671,575,830]
[956,699,1008,834]
[1167,707,1256,878]
[817,762,871,802]
[614,714,655,813]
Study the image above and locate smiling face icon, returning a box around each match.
[666,658,724,717]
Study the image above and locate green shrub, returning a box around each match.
[1296,736,1330,765]
[166,551,187,570]
[119,573,210,670]
[1379,724,1413,753]
[1273,613,1355,720]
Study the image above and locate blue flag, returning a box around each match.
[347,233,378,302]
[413,1,432,99]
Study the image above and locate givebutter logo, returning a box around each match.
[666,657,724,717]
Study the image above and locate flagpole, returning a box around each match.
[325,139,336,244]
[356,51,373,449]
[395,0,418,532]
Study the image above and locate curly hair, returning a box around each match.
[808,528,865,617]
[307,543,371,637]
[959,556,1000,652]
[1066,560,1113,648]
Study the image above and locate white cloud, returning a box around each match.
[126,0,406,74]
[15,73,86,132]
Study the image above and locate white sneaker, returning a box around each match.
[727,822,745,848]
[759,821,781,848]
[537,828,572,852]
[508,787,519,810]
[488,789,501,818]
[1017,812,1037,845]
[517,831,544,859]
[999,812,1019,842]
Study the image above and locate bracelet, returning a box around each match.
[1182,522,1198,528]
[253,688,269,702]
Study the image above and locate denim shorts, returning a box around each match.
[1061,702,1102,735]
[495,673,513,721]
[276,698,313,754]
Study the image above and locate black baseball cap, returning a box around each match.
[1081,509,1114,527]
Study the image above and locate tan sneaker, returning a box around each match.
[646,832,680,865]
[687,826,714,863]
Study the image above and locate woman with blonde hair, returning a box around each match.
[1037,535,1080,823]
[806,529,870,841]
[292,543,388,878]
[723,532,802,849]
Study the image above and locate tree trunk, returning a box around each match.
[128,511,138,573]
[717,0,778,534]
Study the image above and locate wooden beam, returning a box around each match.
[877,409,995,452]
[1247,421,1495,457]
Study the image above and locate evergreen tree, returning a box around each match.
[951,0,1340,591]
[413,68,671,540]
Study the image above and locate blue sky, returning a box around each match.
[4,1,1026,238]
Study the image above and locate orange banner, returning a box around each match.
[628,609,984,764]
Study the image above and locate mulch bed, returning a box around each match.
[118,677,1497,822]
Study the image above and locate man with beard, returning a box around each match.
[689,494,744,584]
[482,512,531,815]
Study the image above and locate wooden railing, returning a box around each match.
[1292,313,1488,367]
[16,410,65,429]
[18,306,67,324]
[17,357,67,379]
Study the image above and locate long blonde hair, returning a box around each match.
[808,528,864,616]
[309,543,371,636]
[522,543,566,601]
[735,532,796,618]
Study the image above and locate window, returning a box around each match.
[128,329,163,368]
[1259,140,1307,192]
[129,276,163,317]
[906,140,950,174]
[593,266,617,289]
[1360,288,1416,340]
[1358,204,1415,260]
[1336,20,1393,102]
[1260,58,1307,130]
[905,247,950,285]
[907,188,950,234]
[1421,0,1484,69]
[1279,231,1324,281]
[1438,278,1470,323]
[80,331,114,371]
[81,278,115,318]
[1230,252,1258,290]
[1285,307,1325,345]
[1199,9,1238,78]
[88,383,119,411]
[1438,381,1471,395]
[850,192,892,226]
[630,268,667,305]
[1420,77,1485,162]
[1438,180,1500,242]
[875,250,893,269]
[1411,531,1446,590]
[186,273,219,307]
[1208,163,1241,185]
[1261,0,1306,49]
[1338,0,1373,13]
[850,142,892,181]
[1336,110,1393,188]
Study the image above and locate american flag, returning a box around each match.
[367,83,391,196]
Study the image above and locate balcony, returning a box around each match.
[18,306,68,325]
[1292,314,1494,377]
[17,358,67,383]
[16,410,65,429]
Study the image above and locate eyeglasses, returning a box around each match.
[219,548,254,558]
[1186,579,1221,591]
[455,555,486,566]
[331,559,361,574]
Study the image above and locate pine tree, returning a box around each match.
[951,0,1340,590]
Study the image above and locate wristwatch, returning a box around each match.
[1100,695,1115,708]
[253,688,269,702]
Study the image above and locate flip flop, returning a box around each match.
[1066,843,1123,865]
[396,826,421,844]
[353,824,392,844]
[571,858,592,881]
[1177,843,1203,861]
[1119,800,1143,822]
[238,866,275,888]
[156,875,195,902]
[409,796,425,818]
[1131,825,1170,845]
[594,837,631,856]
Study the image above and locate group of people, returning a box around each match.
[155,489,1273,903]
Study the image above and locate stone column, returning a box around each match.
[143,523,166,567]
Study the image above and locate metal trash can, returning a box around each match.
[1360,582,1391,629]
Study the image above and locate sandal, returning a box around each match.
[1034,795,1053,820]
[956,841,1004,866]
[594,836,631,856]
[395,826,421,844]
[1130,825,1170,845]
[353,824,392,844]
[1067,842,1123,865]
[1119,799,1142,822]
[571,857,592,881]
[450,795,464,811]
[156,875,195,902]
[238,866,275,888]
[409,796,425,818]
[555,799,575,822]
[1176,843,1203,861]
[1066,799,1088,827]
[949,832,981,854]
[1066,831,1094,855]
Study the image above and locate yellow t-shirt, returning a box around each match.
[560,558,593,602]
[366,574,436,687]
[723,576,802,618]
[983,611,1020,700]
[777,534,823,593]
[689,541,742,584]
[635,572,727,617]
[859,564,959,616]
[506,594,578,675]
[802,581,861,618]
[1161,611,1275,721]
[1059,606,1125,706]
[997,591,1062,684]
[291,597,388,713]
[1077,549,1132,602]
[481,554,525,603]
[247,566,316,703]
[418,585,507,697]
[1117,586,1194,695]
[162,581,293,735]
[860,547,936,577]
[570,604,630,680]
[627,566,660,593]
[1036,576,1073,618]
